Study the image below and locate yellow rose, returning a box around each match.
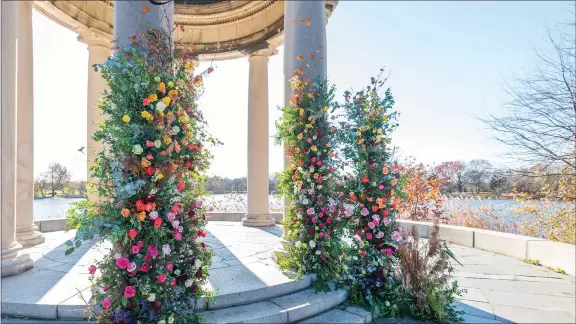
[138,211,146,222]
[311,145,317,152]
[169,90,178,97]
[326,143,331,148]
[158,82,166,91]
[148,94,158,102]
[297,133,303,140]
[323,106,328,112]
[391,179,397,186]
[141,111,153,121]
[164,136,172,144]
[179,115,188,123]
[185,63,193,71]
[299,108,304,116]
[162,97,171,106]
[166,112,174,117]
[382,115,388,121]
[186,131,193,137]
[141,158,151,168]
[157,172,164,180]
[122,115,130,123]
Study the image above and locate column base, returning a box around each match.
[1,244,33,277]
[241,214,275,227]
[16,224,45,247]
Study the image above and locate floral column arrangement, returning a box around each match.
[338,74,405,314]
[65,29,218,323]
[274,66,346,288]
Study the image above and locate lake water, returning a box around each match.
[32,195,562,222]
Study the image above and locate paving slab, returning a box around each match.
[270,288,348,322]
[299,309,365,323]
[490,304,575,323]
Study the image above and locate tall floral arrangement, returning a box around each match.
[337,73,405,315]
[65,29,218,323]
[274,67,346,288]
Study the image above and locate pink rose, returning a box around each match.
[131,245,141,254]
[366,233,373,240]
[101,296,112,309]
[166,263,173,271]
[140,263,150,272]
[170,279,177,287]
[361,250,367,257]
[368,222,375,229]
[173,230,182,241]
[124,286,136,299]
[319,232,325,239]
[392,231,400,241]
[378,184,384,190]
[149,211,159,220]
[376,231,384,239]
[147,245,159,258]
[311,217,317,224]
[162,244,171,255]
[326,217,332,224]
[382,248,394,256]
[104,285,110,292]
[307,208,315,215]
[360,208,369,216]
[172,220,180,228]
[127,262,136,272]
[177,226,184,233]
[383,217,391,225]
[116,258,129,270]
[88,265,97,275]
[157,274,167,284]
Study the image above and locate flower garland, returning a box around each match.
[274,69,346,288]
[65,29,218,323]
[337,73,405,315]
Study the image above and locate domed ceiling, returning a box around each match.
[33,0,338,61]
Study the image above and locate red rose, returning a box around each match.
[154,218,163,228]
[103,285,110,292]
[185,161,192,169]
[128,270,136,277]
[177,182,185,191]
[88,264,97,274]
[116,257,129,270]
[157,273,167,283]
[151,301,162,312]
[140,263,150,272]
[198,230,206,237]
[128,229,138,239]
[146,167,155,175]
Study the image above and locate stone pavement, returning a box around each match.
[2,222,575,323]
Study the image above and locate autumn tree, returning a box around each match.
[39,163,72,197]
[434,161,466,193]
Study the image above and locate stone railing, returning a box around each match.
[34,216,575,275]
[396,219,575,276]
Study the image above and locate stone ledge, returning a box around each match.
[395,219,574,275]
[526,240,576,275]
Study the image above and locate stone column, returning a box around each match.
[16,0,44,247]
[78,29,111,201]
[242,48,276,228]
[114,0,174,51]
[280,0,328,238]
[1,0,34,277]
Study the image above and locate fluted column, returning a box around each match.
[78,29,112,201]
[16,0,44,247]
[242,48,276,227]
[280,0,329,240]
[1,0,34,277]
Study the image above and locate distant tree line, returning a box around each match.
[34,162,86,198]
[204,175,279,194]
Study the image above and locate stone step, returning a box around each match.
[200,288,348,323]
[298,306,373,324]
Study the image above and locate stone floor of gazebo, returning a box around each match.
[2,222,576,323]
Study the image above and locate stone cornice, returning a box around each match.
[78,28,113,49]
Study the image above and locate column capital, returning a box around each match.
[78,28,113,50]
[247,45,278,61]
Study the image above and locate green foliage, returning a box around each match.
[64,28,218,323]
[273,69,347,288]
[524,258,542,266]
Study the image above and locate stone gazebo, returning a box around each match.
[0,0,337,277]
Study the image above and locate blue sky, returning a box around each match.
[32,1,574,180]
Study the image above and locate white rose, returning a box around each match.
[195,259,202,268]
[168,316,175,324]
[295,241,302,248]
[309,240,316,249]
[132,144,143,155]
[156,101,166,112]
[172,126,180,134]
[315,250,321,255]
[174,269,181,276]
[147,293,156,301]
[185,279,194,287]
[158,320,166,324]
